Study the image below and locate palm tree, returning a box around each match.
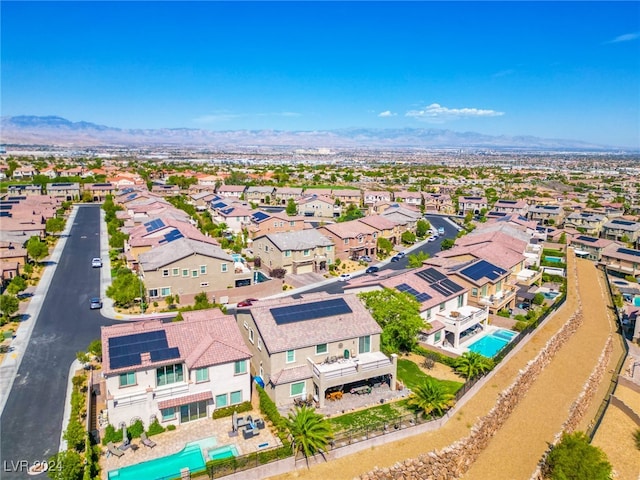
[407,378,454,418]
[284,405,334,466]
[453,351,494,379]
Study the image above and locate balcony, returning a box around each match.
[436,306,488,334]
[154,382,189,399]
[309,351,396,392]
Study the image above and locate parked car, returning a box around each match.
[237,298,259,307]
[437,227,445,235]
[396,251,406,258]
[390,255,401,262]
[90,297,103,310]
[338,273,352,282]
[358,255,372,263]
[365,265,379,274]
[428,236,437,242]
[91,257,102,268]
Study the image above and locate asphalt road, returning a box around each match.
[1,205,116,478]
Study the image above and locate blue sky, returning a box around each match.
[2,1,639,148]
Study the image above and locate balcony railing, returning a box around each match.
[310,352,392,381]
[154,382,189,399]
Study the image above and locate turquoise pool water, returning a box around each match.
[634,296,640,307]
[107,437,218,480]
[545,256,564,263]
[543,291,560,299]
[208,444,239,461]
[468,329,517,358]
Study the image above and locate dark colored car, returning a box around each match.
[237,298,259,307]
[366,266,379,274]
[90,297,103,310]
[390,256,401,262]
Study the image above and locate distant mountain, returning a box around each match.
[0,115,617,150]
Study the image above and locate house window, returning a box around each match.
[259,365,264,377]
[156,364,184,386]
[215,393,228,408]
[303,249,310,256]
[230,390,243,405]
[481,285,488,297]
[249,328,254,344]
[457,295,464,308]
[496,280,502,292]
[439,302,445,311]
[161,407,176,421]
[200,265,207,274]
[172,268,179,276]
[358,335,371,354]
[148,289,159,298]
[326,245,332,251]
[182,269,189,277]
[434,331,442,342]
[221,263,228,273]
[286,350,295,363]
[195,368,209,383]
[180,400,208,423]
[472,288,478,297]
[162,269,169,277]
[257,338,262,351]
[290,381,305,397]
[344,239,349,245]
[290,221,295,226]
[234,360,247,375]
[426,308,432,319]
[285,250,291,257]
[119,372,136,387]
[192,270,198,278]
[315,343,328,355]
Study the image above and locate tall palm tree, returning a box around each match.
[284,405,334,466]
[407,378,454,417]
[453,351,494,379]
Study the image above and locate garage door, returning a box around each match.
[296,264,313,274]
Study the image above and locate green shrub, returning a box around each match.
[128,419,144,439]
[101,424,123,446]
[412,345,457,368]
[257,386,288,443]
[514,321,529,332]
[167,424,176,431]
[211,401,252,419]
[497,308,511,318]
[147,419,166,436]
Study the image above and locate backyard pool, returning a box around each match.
[468,329,517,358]
[107,437,217,480]
[634,296,640,307]
[544,256,564,263]
[208,444,239,461]
[543,291,560,299]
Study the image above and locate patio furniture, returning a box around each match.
[326,391,343,401]
[140,432,156,448]
[107,442,124,457]
[255,419,265,430]
[242,427,259,439]
[350,385,372,395]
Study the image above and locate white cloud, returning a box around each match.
[604,32,640,44]
[378,110,397,117]
[405,103,504,123]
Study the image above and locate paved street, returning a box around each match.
[0,205,116,479]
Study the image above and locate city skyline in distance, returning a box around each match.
[2,1,639,149]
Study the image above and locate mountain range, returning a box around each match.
[0,115,621,151]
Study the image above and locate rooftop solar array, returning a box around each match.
[270,298,352,325]
[126,193,137,200]
[492,212,507,217]
[94,183,113,187]
[415,268,446,283]
[109,330,180,370]
[611,219,635,226]
[498,200,517,204]
[541,205,559,210]
[0,204,13,210]
[576,235,598,243]
[121,188,134,194]
[7,196,26,200]
[0,211,12,217]
[460,260,507,282]
[159,229,184,244]
[414,267,465,298]
[396,283,432,303]
[252,211,270,222]
[212,202,227,209]
[464,197,483,201]
[50,183,74,187]
[221,207,235,215]
[144,219,165,232]
[618,247,640,258]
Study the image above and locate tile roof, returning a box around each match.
[157,391,213,410]
[270,365,312,386]
[247,293,381,353]
[358,215,397,230]
[139,238,233,270]
[258,229,334,251]
[101,309,251,375]
[320,219,376,238]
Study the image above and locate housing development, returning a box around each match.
[0,150,639,480]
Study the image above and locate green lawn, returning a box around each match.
[397,358,463,395]
[328,400,410,433]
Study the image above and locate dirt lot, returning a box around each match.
[266,253,637,480]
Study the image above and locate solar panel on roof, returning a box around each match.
[109,330,166,348]
[110,353,142,370]
[108,330,180,370]
[576,235,598,243]
[396,283,432,303]
[431,283,452,297]
[160,229,184,244]
[212,202,227,209]
[150,347,181,362]
[252,211,270,222]
[611,219,635,226]
[442,279,464,294]
[0,211,12,217]
[618,247,640,257]
[499,200,517,204]
[415,292,432,302]
[0,204,13,210]
[271,298,352,325]
[460,260,507,281]
[415,268,446,283]
[127,193,137,200]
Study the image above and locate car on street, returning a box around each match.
[428,236,437,242]
[437,227,445,235]
[390,255,401,262]
[396,251,406,258]
[90,297,103,309]
[338,273,352,282]
[365,265,379,274]
[91,257,102,268]
[237,298,259,307]
[358,255,372,263]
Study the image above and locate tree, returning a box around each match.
[408,251,430,268]
[286,198,297,216]
[194,292,212,309]
[376,237,393,257]
[543,432,612,480]
[416,219,430,238]
[532,292,545,305]
[407,378,454,417]
[453,351,493,379]
[284,405,333,466]
[26,236,49,264]
[47,449,83,480]
[88,339,102,359]
[45,217,65,236]
[76,351,90,366]
[106,271,143,307]
[440,238,455,250]
[6,276,27,296]
[358,288,425,353]
[401,231,416,245]
[0,294,20,323]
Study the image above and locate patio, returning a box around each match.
[100,410,282,479]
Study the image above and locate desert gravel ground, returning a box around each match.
[267,252,637,480]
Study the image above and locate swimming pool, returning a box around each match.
[467,329,517,358]
[107,436,217,480]
[634,296,640,307]
[543,291,560,299]
[208,444,239,461]
[544,256,564,263]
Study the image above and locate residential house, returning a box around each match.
[317,220,378,261]
[189,192,217,211]
[458,196,489,216]
[393,191,422,208]
[600,244,640,279]
[273,187,303,206]
[151,184,181,197]
[84,183,117,202]
[252,229,335,275]
[47,182,80,201]
[216,185,246,199]
[39,166,58,179]
[564,212,608,236]
[246,211,306,240]
[303,188,332,198]
[358,215,401,246]
[7,184,42,196]
[527,204,565,226]
[245,186,276,205]
[422,193,454,214]
[138,238,248,301]
[602,218,640,245]
[100,310,252,428]
[235,293,397,409]
[379,204,422,234]
[11,166,37,180]
[449,259,515,315]
[491,199,529,216]
[363,190,392,206]
[210,203,254,233]
[296,194,340,219]
[332,189,362,207]
[569,235,616,261]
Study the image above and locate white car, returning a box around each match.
[91,257,103,268]
[338,273,352,282]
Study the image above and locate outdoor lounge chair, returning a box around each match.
[140,432,156,448]
[107,442,124,457]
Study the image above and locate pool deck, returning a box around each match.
[101,410,282,479]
